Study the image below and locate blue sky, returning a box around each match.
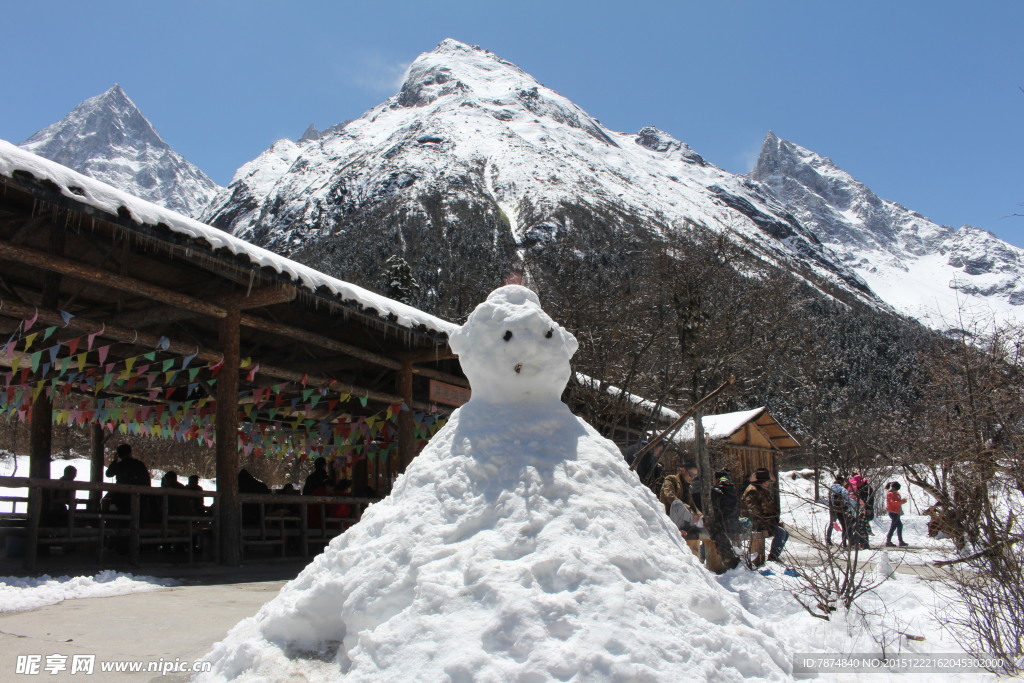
[3,1,1022,245]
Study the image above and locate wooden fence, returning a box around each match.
[0,476,376,570]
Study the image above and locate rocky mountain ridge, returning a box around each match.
[19,85,220,218]
[752,131,1024,328]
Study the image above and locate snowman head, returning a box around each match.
[449,285,579,403]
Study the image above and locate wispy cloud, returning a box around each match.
[341,53,410,94]
[737,138,764,174]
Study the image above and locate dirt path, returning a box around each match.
[783,525,952,581]
[0,563,305,682]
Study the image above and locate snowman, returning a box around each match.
[200,286,791,682]
[447,285,578,404]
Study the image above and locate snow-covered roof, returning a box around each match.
[573,373,681,423]
[0,139,457,338]
[674,406,769,442]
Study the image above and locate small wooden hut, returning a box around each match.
[673,406,800,482]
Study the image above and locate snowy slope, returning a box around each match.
[201,39,874,308]
[19,85,221,218]
[752,132,1024,329]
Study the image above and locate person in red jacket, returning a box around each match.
[884,482,909,547]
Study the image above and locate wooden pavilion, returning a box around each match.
[0,140,469,566]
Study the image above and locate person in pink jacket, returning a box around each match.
[885,482,909,547]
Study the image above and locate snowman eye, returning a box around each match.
[503,330,513,342]
[545,329,553,339]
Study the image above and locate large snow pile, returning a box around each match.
[201,286,791,681]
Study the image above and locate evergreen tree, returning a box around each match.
[384,254,420,305]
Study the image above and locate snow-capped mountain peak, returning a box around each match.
[19,85,220,217]
[752,132,1024,327]
[201,40,876,318]
[388,38,616,148]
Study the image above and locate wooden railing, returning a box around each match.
[0,476,218,570]
[0,476,381,568]
[235,493,379,559]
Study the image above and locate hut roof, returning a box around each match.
[573,373,681,424]
[674,407,800,450]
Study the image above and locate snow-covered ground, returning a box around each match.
[0,302,990,681]
[0,461,991,680]
[720,471,987,681]
[0,570,178,613]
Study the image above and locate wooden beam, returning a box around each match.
[0,241,229,319]
[238,314,403,370]
[110,285,298,329]
[0,301,426,409]
[397,360,414,473]
[256,362,417,408]
[238,314,466,388]
[216,307,242,566]
[0,300,222,364]
[399,349,458,363]
[7,216,46,245]
[411,365,469,387]
[227,285,298,309]
[109,306,196,329]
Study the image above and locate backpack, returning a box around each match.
[828,489,847,512]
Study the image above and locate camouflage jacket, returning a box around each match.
[660,474,692,514]
[740,483,779,532]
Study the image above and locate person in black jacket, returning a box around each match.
[302,457,332,496]
[238,469,270,524]
[711,471,741,538]
[102,444,150,513]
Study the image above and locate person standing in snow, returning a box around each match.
[710,471,741,538]
[826,476,856,547]
[741,468,788,562]
[884,482,909,547]
[625,441,664,490]
[856,475,876,524]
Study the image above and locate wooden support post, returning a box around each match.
[216,307,242,566]
[352,458,369,498]
[89,424,104,510]
[24,486,41,571]
[749,532,767,567]
[28,394,52,480]
[129,493,140,565]
[397,360,415,475]
[28,228,62,485]
[704,539,728,573]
